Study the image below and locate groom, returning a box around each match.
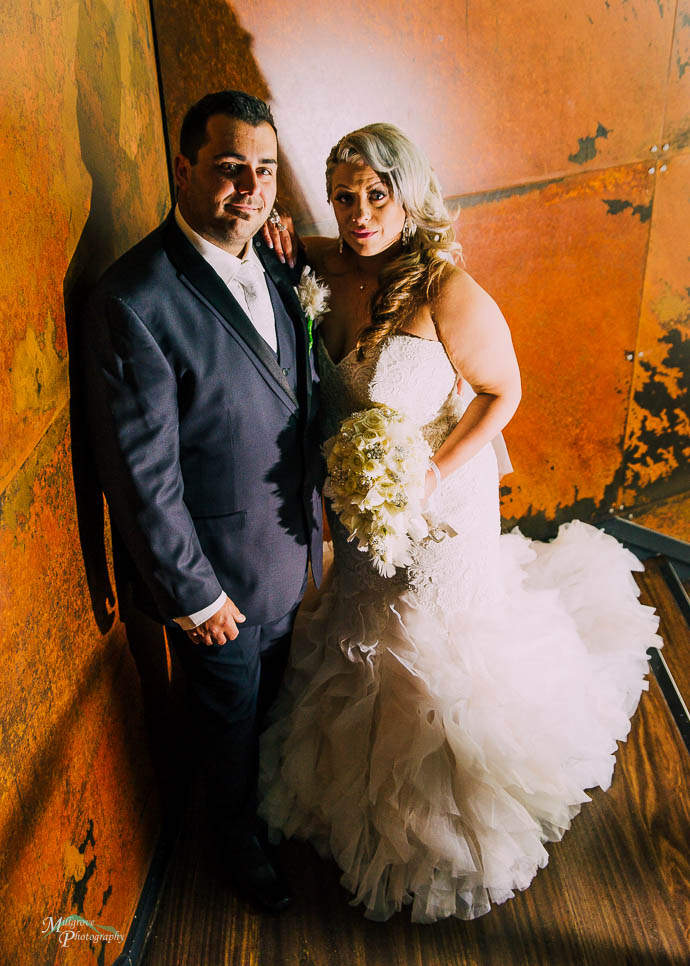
[83,91,323,911]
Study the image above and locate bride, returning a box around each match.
[258,122,660,922]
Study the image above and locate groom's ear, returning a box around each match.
[174,154,192,193]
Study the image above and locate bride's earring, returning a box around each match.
[338,235,344,255]
[401,217,410,248]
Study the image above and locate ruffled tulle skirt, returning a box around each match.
[258,521,659,923]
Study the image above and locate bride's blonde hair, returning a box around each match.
[326,123,462,359]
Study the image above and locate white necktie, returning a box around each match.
[232,259,278,353]
[235,259,261,314]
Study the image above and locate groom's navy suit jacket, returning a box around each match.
[83,212,323,628]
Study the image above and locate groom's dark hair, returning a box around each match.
[180,90,277,163]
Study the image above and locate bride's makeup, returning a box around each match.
[331,162,406,257]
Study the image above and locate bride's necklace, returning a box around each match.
[341,241,394,293]
[352,258,379,293]
[342,237,402,292]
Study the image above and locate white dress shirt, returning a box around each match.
[174,204,278,351]
[172,204,278,630]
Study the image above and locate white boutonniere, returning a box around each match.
[295,267,330,350]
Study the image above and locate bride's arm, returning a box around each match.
[427,268,521,492]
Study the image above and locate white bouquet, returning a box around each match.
[323,405,437,577]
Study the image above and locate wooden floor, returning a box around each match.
[141,562,690,966]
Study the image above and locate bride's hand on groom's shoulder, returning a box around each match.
[261,200,300,269]
[186,597,246,647]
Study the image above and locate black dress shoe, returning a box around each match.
[230,835,293,914]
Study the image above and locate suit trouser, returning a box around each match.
[167,573,306,847]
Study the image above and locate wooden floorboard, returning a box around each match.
[142,568,690,966]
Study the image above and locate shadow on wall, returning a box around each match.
[64,0,126,637]
[63,0,190,818]
[151,0,317,226]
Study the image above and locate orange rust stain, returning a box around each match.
[63,842,88,883]
[621,154,690,505]
[455,164,653,527]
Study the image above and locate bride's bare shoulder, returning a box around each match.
[302,235,339,274]
[433,265,506,330]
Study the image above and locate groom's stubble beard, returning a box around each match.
[180,182,271,254]
[217,195,269,245]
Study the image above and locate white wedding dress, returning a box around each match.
[258,333,660,923]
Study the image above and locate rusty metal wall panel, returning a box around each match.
[149,0,686,527]
[151,0,677,234]
[453,164,654,533]
[0,414,159,964]
[620,153,690,507]
[0,0,169,494]
[633,490,690,541]
[664,0,690,151]
[0,0,170,962]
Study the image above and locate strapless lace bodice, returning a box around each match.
[318,333,462,448]
[317,332,501,613]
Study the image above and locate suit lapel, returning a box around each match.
[162,214,299,411]
[254,238,314,416]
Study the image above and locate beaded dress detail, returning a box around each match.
[259,333,659,923]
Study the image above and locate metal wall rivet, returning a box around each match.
[648,166,656,174]
[660,163,667,172]
[651,145,658,152]
[662,143,670,151]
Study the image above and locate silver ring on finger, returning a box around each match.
[269,209,286,231]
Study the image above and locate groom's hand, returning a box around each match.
[186,597,246,646]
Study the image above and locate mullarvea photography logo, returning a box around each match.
[42,914,125,948]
